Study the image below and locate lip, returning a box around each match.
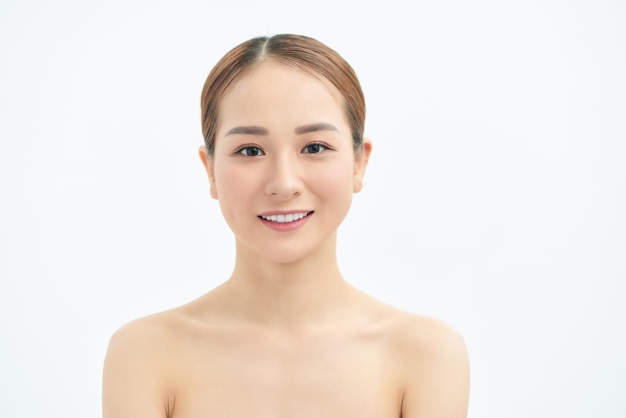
[258,210,314,232]
[258,209,313,217]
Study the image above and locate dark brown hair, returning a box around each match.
[200,34,366,156]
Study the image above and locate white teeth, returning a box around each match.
[261,212,309,223]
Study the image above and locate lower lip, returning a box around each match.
[259,213,313,232]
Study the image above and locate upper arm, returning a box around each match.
[102,322,172,418]
[400,321,470,418]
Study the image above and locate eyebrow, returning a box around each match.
[225,122,339,137]
[294,122,339,135]
[225,126,269,136]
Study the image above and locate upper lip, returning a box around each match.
[258,210,313,217]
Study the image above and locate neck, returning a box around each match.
[221,235,354,330]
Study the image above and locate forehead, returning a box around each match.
[218,60,346,120]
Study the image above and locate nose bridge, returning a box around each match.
[265,149,303,199]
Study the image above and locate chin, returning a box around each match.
[258,248,314,265]
[244,239,327,266]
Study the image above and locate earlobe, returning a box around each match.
[353,138,373,193]
[198,145,218,200]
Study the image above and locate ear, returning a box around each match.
[198,145,218,200]
[353,138,373,193]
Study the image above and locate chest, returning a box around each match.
[169,333,403,418]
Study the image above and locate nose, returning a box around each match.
[264,153,303,200]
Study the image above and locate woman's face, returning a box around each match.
[200,60,371,264]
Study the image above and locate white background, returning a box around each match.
[1,0,625,417]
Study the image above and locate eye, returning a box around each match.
[237,146,265,157]
[302,142,331,154]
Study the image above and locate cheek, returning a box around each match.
[214,164,257,216]
[313,159,355,197]
[214,167,238,195]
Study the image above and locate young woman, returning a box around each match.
[102,33,470,418]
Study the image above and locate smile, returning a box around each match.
[259,211,312,223]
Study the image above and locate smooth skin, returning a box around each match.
[102,60,470,418]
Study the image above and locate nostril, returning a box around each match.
[264,171,304,199]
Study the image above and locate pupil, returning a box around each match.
[309,144,320,153]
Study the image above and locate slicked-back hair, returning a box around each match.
[200,34,366,156]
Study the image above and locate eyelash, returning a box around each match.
[234,142,334,157]
[235,144,264,157]
[302,141,333,154]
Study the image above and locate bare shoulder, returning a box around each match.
[106,308,185,350]
[102,309,189,418]
[389,310,467,357]
[104,309,188,371]
[385,309,470,418]
[359,293,467,357]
